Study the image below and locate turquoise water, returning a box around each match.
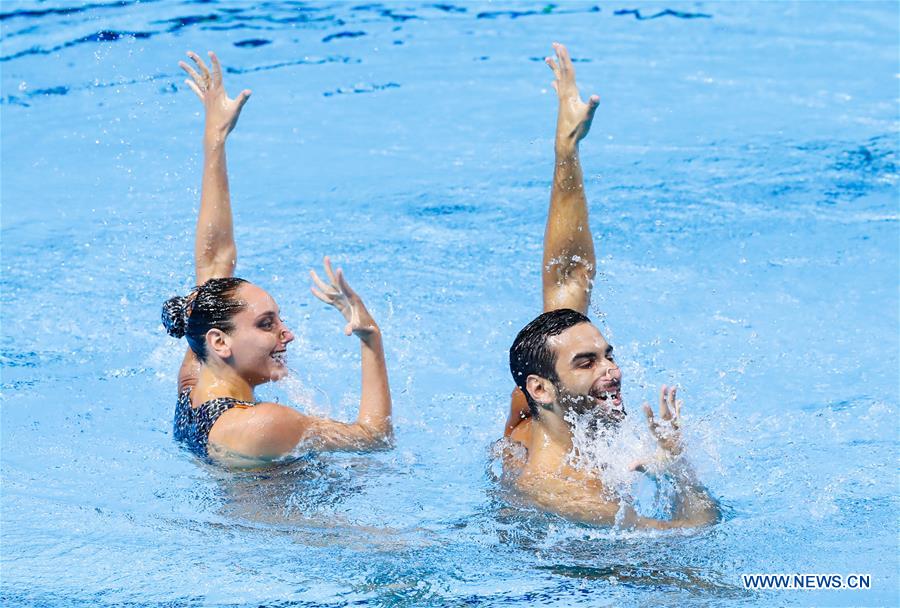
[2,1,898,606]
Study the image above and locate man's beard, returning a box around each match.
[554,382,626,426]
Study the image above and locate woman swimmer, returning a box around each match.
[162,51,392,462]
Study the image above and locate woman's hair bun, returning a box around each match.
[161,295,187,338]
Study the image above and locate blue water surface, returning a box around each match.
[2,1,898,606]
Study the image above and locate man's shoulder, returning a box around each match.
[508,418,533,446]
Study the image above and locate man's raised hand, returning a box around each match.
[546,42,599,147]
[629,385,685,474]
[642,385,684,457]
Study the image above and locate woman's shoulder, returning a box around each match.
[208,401,309,460]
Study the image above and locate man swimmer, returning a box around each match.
[503,43,720,529]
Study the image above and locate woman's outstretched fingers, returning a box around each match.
[310,285,328,303]
[545,56,560,75]
[323,256,339,286]
[184,78,203,100]
[188,51,210,81]
[336,268,357,298]
[670,386,682,427]
[209,51,223,87]
[179,58,202,85]
[309,269,332,295]
[546,56,561,91]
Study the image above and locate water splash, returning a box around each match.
[279,367,330,417]
[564,407,653,504]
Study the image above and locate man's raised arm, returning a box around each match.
[505,43,601,435]
[542,42,600,315]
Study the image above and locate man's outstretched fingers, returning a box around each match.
[236,89,252,110]
[642,402,659,438]
[659,385,672,420]
[545,56,560,75]
[556,43,573,74]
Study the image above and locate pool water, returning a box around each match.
[2,1,898,606]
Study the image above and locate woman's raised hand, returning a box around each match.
[310,257,380,342]
[179,50,251,139]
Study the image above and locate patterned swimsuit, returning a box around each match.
[173,387,257,456]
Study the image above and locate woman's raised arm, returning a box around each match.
[176,51,251,393]
[179,50,251,285]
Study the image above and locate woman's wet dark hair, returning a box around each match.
[162,277,249,361]
[509,308,591,415]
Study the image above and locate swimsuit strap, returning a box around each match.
[174,388,258,456]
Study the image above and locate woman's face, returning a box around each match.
[221,283,294,385]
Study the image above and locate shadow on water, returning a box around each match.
[186,452,442,554]
[537,563,743,598]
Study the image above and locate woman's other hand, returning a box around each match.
[310,257,380,343]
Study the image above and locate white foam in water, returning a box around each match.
[564,408,654,503]
[279,368,330,417]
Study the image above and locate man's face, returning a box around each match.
[547,322,624,423]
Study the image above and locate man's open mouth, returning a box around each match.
[590,385,625,419]
[271,350,287,365]
[591,386,621,406]
[595,389,620,403]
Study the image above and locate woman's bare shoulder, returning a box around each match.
[210,401,309,459]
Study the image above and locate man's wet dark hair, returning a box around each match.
[509,308,591,415]
[161,277,249,361]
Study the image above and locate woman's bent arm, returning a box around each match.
[309,257,393,447]
[352,328,392,441]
